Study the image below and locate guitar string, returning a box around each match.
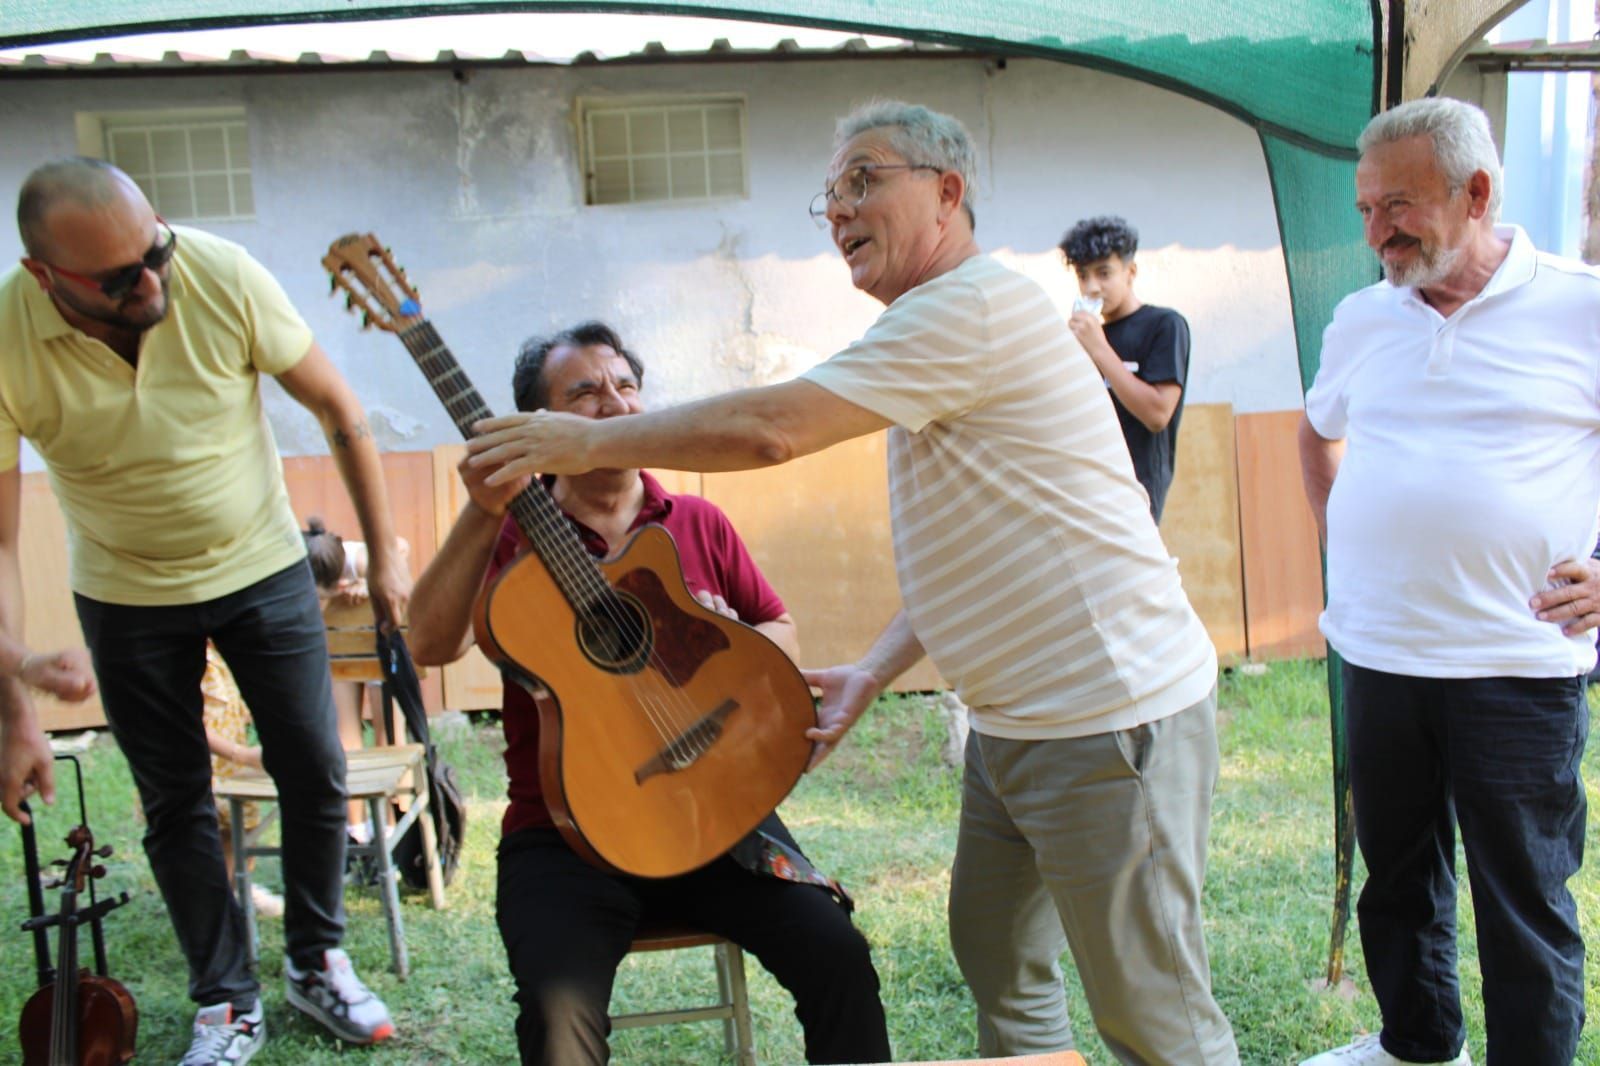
[401,322,689,747]
[401,321,718,758]
[412,328,700,752]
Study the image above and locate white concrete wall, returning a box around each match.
[0,55,1303,465]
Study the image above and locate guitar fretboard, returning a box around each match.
[397,320,609,612]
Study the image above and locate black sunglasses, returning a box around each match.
[46,218,178,301]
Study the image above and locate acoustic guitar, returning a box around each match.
[323,234,817,878]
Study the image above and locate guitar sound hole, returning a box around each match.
[575,592,652,674]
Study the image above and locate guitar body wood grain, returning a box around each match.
[473,523,816,878]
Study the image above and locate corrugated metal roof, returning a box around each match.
[0,36,962,74]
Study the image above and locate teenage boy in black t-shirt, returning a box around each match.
[1060,215,1191,524]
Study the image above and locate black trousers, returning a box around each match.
[76,561,348,1008]
[1343,662,1589,1065]
[495,821,892,1065]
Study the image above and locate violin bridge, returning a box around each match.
[634,698,739,784]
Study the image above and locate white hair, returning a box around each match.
[835,100,979,223]
[1357,97,1502,218]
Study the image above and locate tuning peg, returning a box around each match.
[328,274,339,294]
[50,858,68,867]
[44,878,63,890]
[95,844,113,858]
[90,865,107,879]
[345,296,355,310]
[361,314,371,330]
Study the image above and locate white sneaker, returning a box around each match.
[249,883,285,918]
[180,1000,265,1065]
[1301,1033,1471,1066]
[285,948,395,1044]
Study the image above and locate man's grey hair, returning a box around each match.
[1357,97,1502,218]
[835,100,978,226]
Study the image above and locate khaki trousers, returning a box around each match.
[949,690,1239,1065]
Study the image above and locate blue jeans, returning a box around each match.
[1343,662,1589,1064]
[75,560,348,1009]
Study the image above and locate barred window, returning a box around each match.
[82,109,253,222]
[580,97,746,206]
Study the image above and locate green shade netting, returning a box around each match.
[5,1,1378,154]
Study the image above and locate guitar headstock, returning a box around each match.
[323,234,423,334]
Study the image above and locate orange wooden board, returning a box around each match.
[280,451,444,712]
[17,472,104,731]
[1161,403,1248,663]
[702,435,943,693]
[1236,410,1327,660]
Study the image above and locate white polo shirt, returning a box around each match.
[1305,225,1600,678]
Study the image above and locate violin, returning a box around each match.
[17,824,138,1066]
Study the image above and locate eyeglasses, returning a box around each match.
[808,163,943,227]
[44,218,178,301]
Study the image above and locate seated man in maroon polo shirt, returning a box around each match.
[408,321,891,1066]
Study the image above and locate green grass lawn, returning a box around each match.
[1,660,1596,1064]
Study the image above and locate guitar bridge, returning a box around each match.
[634,699,739,784]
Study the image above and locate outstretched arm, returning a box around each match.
[276,342,412,630]
[467,379,891,481]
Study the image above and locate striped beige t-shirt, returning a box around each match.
[803,254,1216,739]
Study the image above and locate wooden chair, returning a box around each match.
[611,923,755,1065]
[213,604,446,979]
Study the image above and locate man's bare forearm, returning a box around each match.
[409,503,502,665]
[858,611,926,690]
[324,409,401,558]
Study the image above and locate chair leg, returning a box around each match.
[717,942,756,1066]
[230,798,258,967]
[366,795,409,979]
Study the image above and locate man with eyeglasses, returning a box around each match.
[0,157,409,1064]
[463,100,1238,1065]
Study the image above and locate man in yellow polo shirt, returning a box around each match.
[0,157,410,1064]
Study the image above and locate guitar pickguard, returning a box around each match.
[614,567,730,686]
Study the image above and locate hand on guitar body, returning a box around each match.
[802,664,884,771]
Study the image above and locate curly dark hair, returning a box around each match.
[512,321,645,413]
[1059,215,1139,266]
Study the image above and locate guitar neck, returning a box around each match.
[394,321,609,610]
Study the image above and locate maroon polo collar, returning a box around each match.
[536,470,674,554]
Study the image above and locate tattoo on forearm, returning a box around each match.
[331,421,373,449]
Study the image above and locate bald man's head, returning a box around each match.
[17,157,141,259]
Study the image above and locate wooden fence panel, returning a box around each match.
[1235,411,1327,659]
[19,473,103,731]
[702,436,943,692]
[1161,404,1247,663]
[280,452,444,712]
